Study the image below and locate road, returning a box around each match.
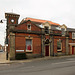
[0,57,75,75]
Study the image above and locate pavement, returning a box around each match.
[0,52,75,64]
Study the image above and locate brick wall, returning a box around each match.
[15,33,42,54]
[16,21,41,31]
[8,17,18,24]
[53,36,66,54]
[69,32,75,43]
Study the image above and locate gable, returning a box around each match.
[42,21,51,29]
[15,21,41,31]
[21,17,60,26]
[60,24,67,31]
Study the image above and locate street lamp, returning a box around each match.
[0,19,6,23]
[0,20,3,23]
[0,19,8,60]
[0,19,7,51]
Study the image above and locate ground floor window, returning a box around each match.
[57,39,62,51]
[26,39,32,51]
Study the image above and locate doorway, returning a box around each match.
[45,45,49,56]
[72,46,74,54]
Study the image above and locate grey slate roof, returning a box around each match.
[51,25,60,30]
[67,28,75,32]
[50,26,75,32]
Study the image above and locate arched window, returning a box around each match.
[27,24,31,30]
[45,39,49,44]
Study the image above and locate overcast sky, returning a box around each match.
[0,0,75,45]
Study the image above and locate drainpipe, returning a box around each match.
[41,35,42,57]
[53,36,54,56]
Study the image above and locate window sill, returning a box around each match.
[62,35,65,36]
[26,50,33,52]
[57,50,62,52]
[72,38,75,39]
[27,29,31,31]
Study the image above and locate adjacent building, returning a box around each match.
[0,44,3,50]
[5,13,75,60]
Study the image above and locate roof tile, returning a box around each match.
[22,17,60,26]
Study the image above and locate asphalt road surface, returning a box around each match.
[0,57,75,75]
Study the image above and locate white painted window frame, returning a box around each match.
[72,32,75,39]
[57,40,62,52]
[26,39,33,52]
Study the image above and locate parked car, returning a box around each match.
[0,50,4,52]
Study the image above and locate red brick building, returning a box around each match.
[5,13,75,60]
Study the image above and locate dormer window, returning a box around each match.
[27,24,31,30]
[44,26,49,34]
[61,28,65,36]
[60,24,67,36]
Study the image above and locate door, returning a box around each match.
[45,45,49,56]
[72,46,74,54]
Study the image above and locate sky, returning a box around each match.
[0,0,75,45]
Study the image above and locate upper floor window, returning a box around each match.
[44,26,49,34]
[57,39,62,52]
[72,32,75,39]
[27,24,31,30]
[61,28,65,36]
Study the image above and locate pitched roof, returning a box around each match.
[67,28,75,32]
[21,17,60,26]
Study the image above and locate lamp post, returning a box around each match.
[0,19,6,23]
[0,19,7,52]
[0,20,3,23]
[0,19,8,60]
